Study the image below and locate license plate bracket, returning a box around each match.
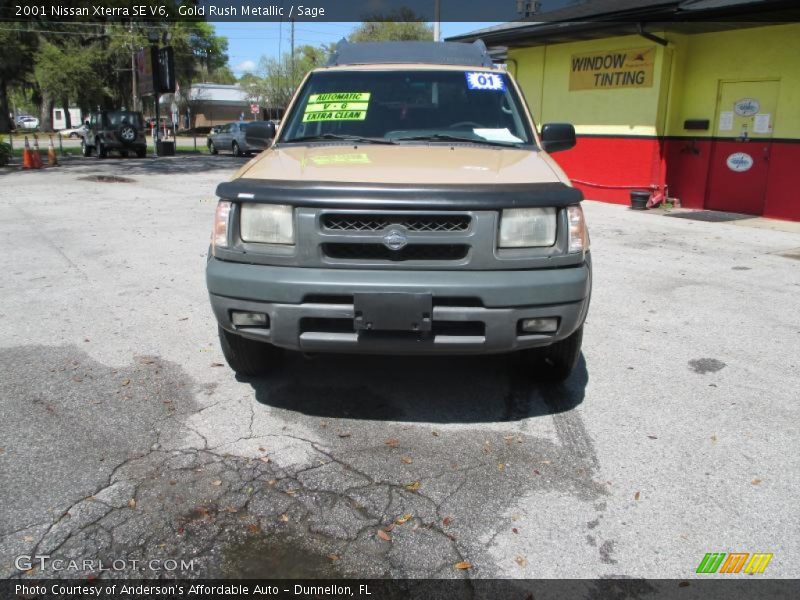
[354,292,432,332]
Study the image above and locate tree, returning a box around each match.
[254,44,331,110]
[209,66,237,85]
[0,27,37,132]
[348,13,434,42]
[34,40,100,130]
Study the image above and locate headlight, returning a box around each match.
[566,205,589,253]
[498,207,557,248]
[240,203,294,245]
[211,200,232,254]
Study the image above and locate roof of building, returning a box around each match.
[187,83,249,103]
[447,0,799,47]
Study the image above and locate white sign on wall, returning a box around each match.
[718,111,734,131]
[734,98,760,116]
[753,113,771,134]
[726,152,754,172]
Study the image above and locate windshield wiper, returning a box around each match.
[393,133,520,147]
[282,133,396,145]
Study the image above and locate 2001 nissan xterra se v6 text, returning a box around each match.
[206,41,591,381]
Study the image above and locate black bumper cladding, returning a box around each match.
[215,179,583,210]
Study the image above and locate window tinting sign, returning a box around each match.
[727,152,754,172]
[466,72,506,91]
[734,98,760,116]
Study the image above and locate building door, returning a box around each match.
[706,80,779,215]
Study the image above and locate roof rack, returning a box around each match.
[325,40,494,69]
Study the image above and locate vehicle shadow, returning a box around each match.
[244,352,588,424]
[19,154,251,177]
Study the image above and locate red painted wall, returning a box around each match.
[662,138,712,209]
[763,142,800,221]
[552,135,800,221]
[552,136,664,205]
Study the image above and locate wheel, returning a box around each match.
[218,326,283,377]
[232,141,242,157]
[208,140,218,155]
[81,139,91,157]
[120,150,128,158]
[518,325,583,382]
[136,148,146,158]
[69,132,78,139]
[96,139,106,159]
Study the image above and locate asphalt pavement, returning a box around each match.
[0,155,798,582]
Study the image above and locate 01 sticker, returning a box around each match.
[465,72,506,91]
[303,92,371,122]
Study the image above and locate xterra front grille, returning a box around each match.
[322,243,469,262]
[322,214,471,233]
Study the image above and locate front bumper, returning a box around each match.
[206,257,591,354]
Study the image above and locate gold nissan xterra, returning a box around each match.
[206,41,591,380]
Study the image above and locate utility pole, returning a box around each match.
[433,0,441,42]
[290,18,295,86]
[130,23,138,111]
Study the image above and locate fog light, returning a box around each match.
[519,317,558,333]
[231,311,269,327]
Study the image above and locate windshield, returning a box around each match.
[106,111,143,128]
[280,69,534,146]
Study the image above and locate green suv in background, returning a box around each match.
[81,110,147,159]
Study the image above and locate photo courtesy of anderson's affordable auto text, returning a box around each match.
[0,1,798,599]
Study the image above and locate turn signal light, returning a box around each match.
[212,200,232,255]
[567,205,589,254]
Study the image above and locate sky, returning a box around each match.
[214,22,499,76]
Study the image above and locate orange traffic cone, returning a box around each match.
[22,136,33,169]
[47,135,58,166]
[32,135,42,169]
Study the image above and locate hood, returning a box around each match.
[234,143,566,185]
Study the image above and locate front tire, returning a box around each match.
[208,140,218,155]
[232,141,242,157]
[81,139,91,157]
[518,325,583,382]
[96,139,106,159]
[218,326,282,377]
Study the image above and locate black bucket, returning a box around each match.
[156,141,175,156]
[630,191,650,210]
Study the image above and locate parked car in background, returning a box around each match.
[242,121,277,153]
[16,116,39,129]
[59,123,88,138]
[207,122,255,156]
[81,110,147,158]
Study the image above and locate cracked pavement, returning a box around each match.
[1,156,799,580]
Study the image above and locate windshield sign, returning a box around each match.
[281,70,533,146]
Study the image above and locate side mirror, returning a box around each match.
[245,121,276,150]
[540,123,576,153]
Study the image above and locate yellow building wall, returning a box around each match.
[508,24,800,140]
[664,23,800,138]
[509,34,672,136]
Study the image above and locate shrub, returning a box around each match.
[0,142,12,166]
